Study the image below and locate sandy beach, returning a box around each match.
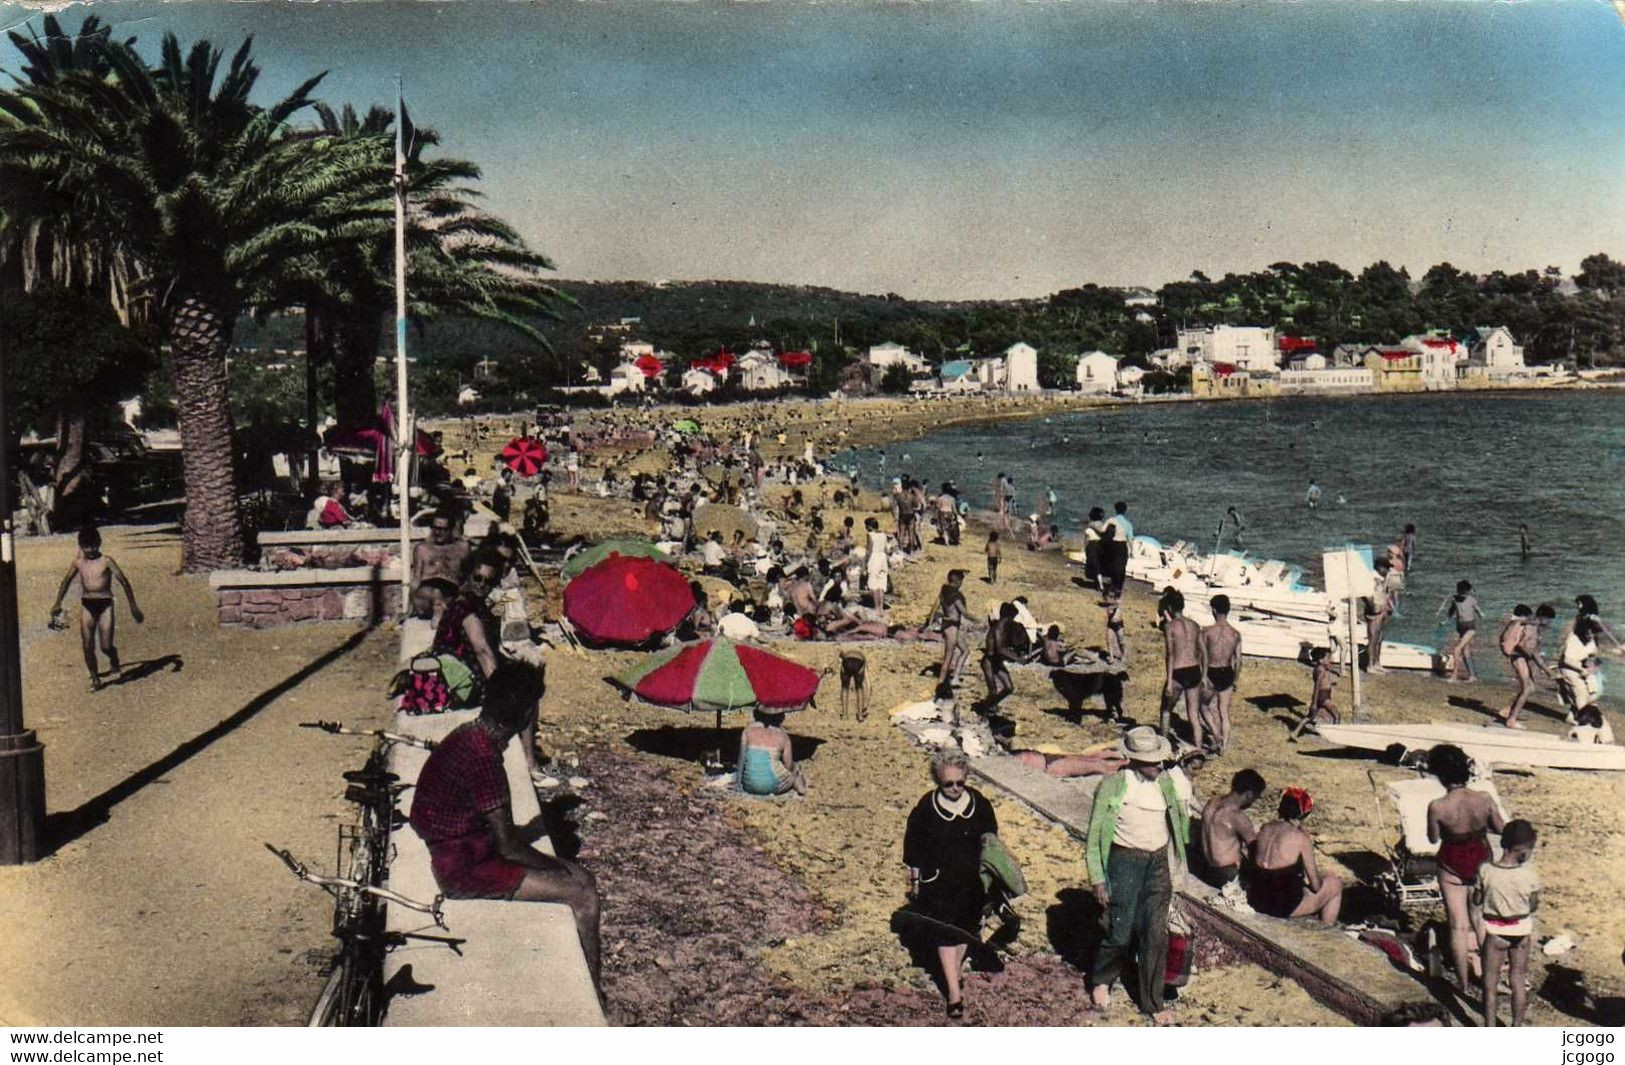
[1,394,1620,1027]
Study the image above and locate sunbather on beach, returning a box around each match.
[1247,788,1342,925]
[1200,768,1264,892]
[1426,744,1505,994]
[737,708,807,796]
[1010,746,1126,778]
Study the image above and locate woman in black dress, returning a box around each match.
[903,747,997,1018]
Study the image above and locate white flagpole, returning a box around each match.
[394,76,412,617]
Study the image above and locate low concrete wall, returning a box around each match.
[209,565,402,628]
[257,527,428,549]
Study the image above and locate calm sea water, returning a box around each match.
[846,391,1625,682]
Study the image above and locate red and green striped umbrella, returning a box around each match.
[613,638,821,727]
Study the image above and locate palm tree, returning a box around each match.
[0,32,385,570]
[286,101,569,425]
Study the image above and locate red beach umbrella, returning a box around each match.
[562,554,694,646]
[614,638,821,716]
[501,436,548,477]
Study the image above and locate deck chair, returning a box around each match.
[1369,770,1509,915]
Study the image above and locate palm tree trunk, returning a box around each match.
[168,295,245,572]
[331,315,383,426]
[50,405,90,522]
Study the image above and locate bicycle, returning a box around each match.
[271,720,455,1026]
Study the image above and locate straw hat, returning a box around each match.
[1118,726,1172,764]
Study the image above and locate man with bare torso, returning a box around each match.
[412,513,471,591]
[1159,590,1203,743]
[1199,594,1243,755]
[49,526,143,692]
[1200,768,1264,891]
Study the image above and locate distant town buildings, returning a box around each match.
[1176,325,1279,372]
[865,341,927,375]
[1075,351,1119,394]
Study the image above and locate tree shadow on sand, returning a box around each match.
[43,627,372,855]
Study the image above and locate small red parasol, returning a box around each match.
[501,436,548,477]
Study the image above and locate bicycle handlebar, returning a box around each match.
[300,720,436,751]
[265,844,446,928]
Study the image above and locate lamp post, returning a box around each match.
[0,326,47,864]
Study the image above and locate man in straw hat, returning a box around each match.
[1084,726,1190,1024]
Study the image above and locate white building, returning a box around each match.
[735,350,794,392]
[939,359,980,392]
[607,361,647,396]
[1122,287,1158,308]
[619,340,656,360]
[680,368,719,397]
[1116,365,1148,391]
[1176,325,1279,372]
[1278,366,1375,394]
[1075,351,1119,394]
[1401,334,1466,390]
[1003,342,1039,392]
[1466,326,1526,378]
[865,342,927,375]
[457,385,481,407]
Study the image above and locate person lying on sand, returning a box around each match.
[1010,746,1127,779]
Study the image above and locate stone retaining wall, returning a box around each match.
[210,565,402,628]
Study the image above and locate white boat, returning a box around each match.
[1316,722,1625,772]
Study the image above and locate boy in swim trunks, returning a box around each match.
[838,650,868,721]
[1159,590,1203,745]
[1477,820,1539,1027]
[1498,605,1553,728]
[1198,595,1242,755]
[49,526,144,692]
[1290,647,1341,740]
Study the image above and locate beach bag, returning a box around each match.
[1165,898,1195,988]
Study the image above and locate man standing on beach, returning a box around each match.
[1366,559,1393,673]
[1086,726,1188,1025]
[1109,501,1134,546]
[1159,590,1204,743]
[1199,595,1242,754]
[1498,605,1553,728]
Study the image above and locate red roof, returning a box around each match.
[778,350,812,368]
[1279,335,1318,352]
[1212,362,1238,377]
[634,353,664,377]
[1420,338,1459,350]
[1377,349,1413,362]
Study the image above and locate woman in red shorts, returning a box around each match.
[1425,743,1505,995]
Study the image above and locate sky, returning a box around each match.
[3,0,1624,300]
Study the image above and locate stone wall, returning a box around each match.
[210,565,403,629]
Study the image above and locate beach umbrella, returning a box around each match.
[501,436,548,477]
[560,538,666,582]
[672,419,701,434]
[562,554,694,646]
[612,636,821,731]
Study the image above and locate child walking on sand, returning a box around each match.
[1290,647,1340,740]
[985,532,1001,584]
[1477,820,1539,1027]
[48,526,144,692]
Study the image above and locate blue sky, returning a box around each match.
[4,0,1624,299]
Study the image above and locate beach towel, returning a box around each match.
[1165,899,1195,987]
[979,832,1027,899]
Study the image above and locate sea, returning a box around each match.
[843,390,1625,685]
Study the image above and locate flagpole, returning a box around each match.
[394,76,412,617]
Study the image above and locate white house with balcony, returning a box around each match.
[1075,351,1119,393]
[1003,342,1039,392]
[1279,366,1375,394]
[865,342,927,375]
[1176,325,1279,372]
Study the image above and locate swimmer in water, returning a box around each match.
[1307,481,1322,509]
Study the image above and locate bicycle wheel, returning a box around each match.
[307,956,348,1027]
